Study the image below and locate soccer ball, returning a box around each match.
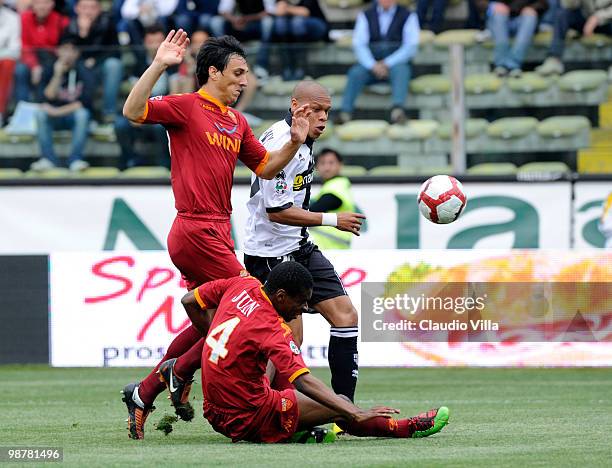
[417,175,467,224]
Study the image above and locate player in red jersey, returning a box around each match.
[120,30,312,439]
[181,261,450,444]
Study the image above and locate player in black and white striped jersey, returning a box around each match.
[243,81,364,403]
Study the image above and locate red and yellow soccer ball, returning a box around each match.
[417,175,467,224]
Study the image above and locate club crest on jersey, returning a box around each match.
[289,340,301,355]
[227,109,238,124]
[230,290,260,317]
[281,397,294,412]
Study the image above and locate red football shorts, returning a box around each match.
[203,388,299,443]
[167,216,245,290]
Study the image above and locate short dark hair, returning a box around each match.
[144,23,166,37]
[265,262,313,298]
[315,148,343,164]
[196,35,246,87]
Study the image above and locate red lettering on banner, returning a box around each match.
[137,296,190,341]
[85,256,135,303]
[136,268,175,302]
[340,268,366,288]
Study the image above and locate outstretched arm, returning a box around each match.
[293,373,398,423]
[268,207,365,236]
[123,29,189,122]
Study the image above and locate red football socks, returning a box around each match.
[173,338,204,380]
[341,417,413,438]
[137,325,202,406]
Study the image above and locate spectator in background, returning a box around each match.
[539,0,560,30]
[310,148,357,250]
[274,0,328,81]
[169,28,208,94]
[336,0,420,125]
[536,0,612,75]
[0,0,20,127]
[31,34,92,171]
[120,0,178,43]
[114,24,170,169]
[15,0,68,104]
[173,0,219,33]
[488,0,548,77]
[64,0,123,124]
[417,0,447,33]
[209,0,275,79]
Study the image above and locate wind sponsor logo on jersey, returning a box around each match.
[231,290,260,317]
[293,164,314,191]
[205,129,242,153]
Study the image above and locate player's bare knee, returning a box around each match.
[332,305,358,328]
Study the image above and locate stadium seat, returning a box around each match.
[437,118,488,139]
[533,30,553,47]
[76,167,121,178]
[25,168,72,178]
[588,128,612,147]
[0,129,34,143]
[433,29,479,47]
[518,161,571,175]
[418,30,435,44]
[262,78,299,96]
[317,75,347,95]
[558,70,607,92]
[368,165,417,176]
[465,73,503,94]
[335,120,389,141]
[487,117,538,139]
[537,116,591,138]
[577,149,612,173]
[323,0,363,7]
[234,165,252,178]
[119,166,170,178]
[506,72,550,93]
[0,168,24,179]
[340,165,368,177]
[387,120,439,140]
[410,74,451,95]
[579,33,612,47]
[417,165,453,176]
[467,162,518,175]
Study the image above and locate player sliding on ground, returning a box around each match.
[182,261,450,443]
[120,30,311,439]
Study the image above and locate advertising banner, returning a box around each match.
[2,182,574,252]
[50,250,612,367]
[573,181,611,249]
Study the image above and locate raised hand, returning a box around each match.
[289,104,312,144]
[154,29,190,68]
[336,212,367,236]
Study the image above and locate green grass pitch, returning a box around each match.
[1,366,611,467]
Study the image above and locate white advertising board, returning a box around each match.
[2,182,574,253]
[50,250,612,368]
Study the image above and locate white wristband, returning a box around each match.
[321,213,338,227]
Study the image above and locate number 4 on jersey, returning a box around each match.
[206,317,241,364]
